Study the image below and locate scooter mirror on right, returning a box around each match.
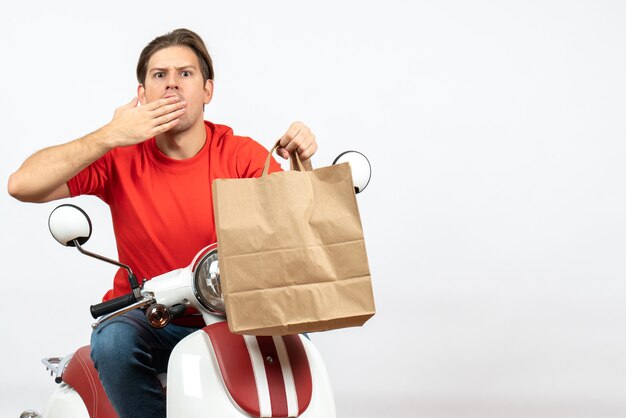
[333,150,371,194]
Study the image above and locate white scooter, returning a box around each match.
[21,151,371,418]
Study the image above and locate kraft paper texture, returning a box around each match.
[213,144,375,335]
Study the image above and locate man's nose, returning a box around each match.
[166,73,179,88]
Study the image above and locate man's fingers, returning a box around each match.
[276,147,290,159]
[277,139,316,161]
[277,121,317,162]
[153,107,186,127]
[281,130,311,154]
[152,118,181,135]
[297,141,317,161]
[151,100,187,118]
[144,96,182,111]
[290,130,314,155]
[278,123,303,150]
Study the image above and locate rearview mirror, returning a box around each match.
[333,151,371,193]
[48,204,92,247]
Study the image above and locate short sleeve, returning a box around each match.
[67,153,112,202]
[234,137,283,178]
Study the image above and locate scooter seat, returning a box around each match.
[204,322,313,417]
[63,346,118,418]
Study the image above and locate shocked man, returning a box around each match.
[8,28,317,418]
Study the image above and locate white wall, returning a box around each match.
[1,1,625,417]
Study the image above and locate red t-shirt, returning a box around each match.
[68,121,282,302]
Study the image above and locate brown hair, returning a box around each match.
[136,28,214,84]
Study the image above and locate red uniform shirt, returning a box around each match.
[68,121,281,302]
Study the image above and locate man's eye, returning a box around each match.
[181,71,191,77]
[154,72,165,78]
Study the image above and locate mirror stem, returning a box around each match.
[73,239,141,292]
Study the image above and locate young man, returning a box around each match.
[8,28,318,418]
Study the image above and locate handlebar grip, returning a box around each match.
[90,294,137,319]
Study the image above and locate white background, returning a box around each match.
[1,1,625,417]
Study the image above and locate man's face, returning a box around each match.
[138,45,213,133]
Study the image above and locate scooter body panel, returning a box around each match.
[42,384,90,418]
[297,336,337,418]
[166,330,249,418]
[167,326,336,418]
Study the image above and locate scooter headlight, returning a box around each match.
[192,245,225,314]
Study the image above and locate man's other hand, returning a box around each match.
[276,122,317,169]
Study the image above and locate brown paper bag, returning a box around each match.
[212,141,375,335]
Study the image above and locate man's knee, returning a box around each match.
[90,318,143,368]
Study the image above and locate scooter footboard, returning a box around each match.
[166,322,335,418]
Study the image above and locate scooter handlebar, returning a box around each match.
[90,293,137,319]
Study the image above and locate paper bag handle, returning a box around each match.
[263,139,307,176]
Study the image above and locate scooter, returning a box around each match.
[21,151,371,418]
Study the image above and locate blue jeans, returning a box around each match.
[90,309,199,418]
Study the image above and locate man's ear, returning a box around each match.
[203,79,214,105]
[137,84,146,105]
